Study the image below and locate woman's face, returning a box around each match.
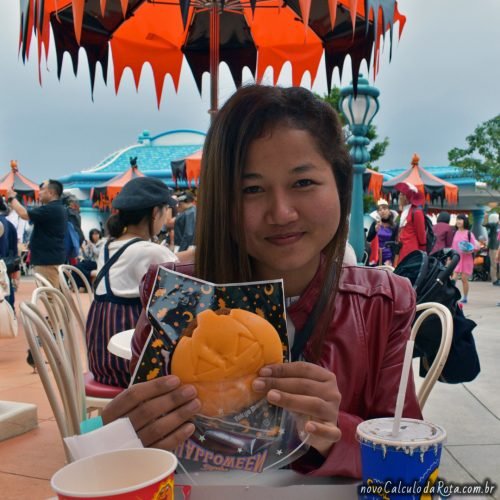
[398,193,408,208]
[90,231,100,243]
[456,218,465,229]
[241,126,340,291]
[378,205,390,219]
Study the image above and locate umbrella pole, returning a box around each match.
[209,4,220,122]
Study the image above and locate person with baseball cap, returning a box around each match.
[86,177,178,388]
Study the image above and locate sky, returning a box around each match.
[0,0,499,182]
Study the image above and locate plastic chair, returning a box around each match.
[30,287,123,417]
[411,302,453,410]
[20,301,83,462]
[58,264,94,357]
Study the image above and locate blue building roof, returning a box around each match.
[59,129,205,191]
[90,144,202,174]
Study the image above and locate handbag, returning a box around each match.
[0,286,18,339]
[419,305,480,384]
[0,259,11,297]
[4,252,21,274]
[395,249,481,384]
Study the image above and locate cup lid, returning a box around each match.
[356,418,446,448]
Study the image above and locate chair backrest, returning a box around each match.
[411,302,453,409]
[34,272,54,288]
[376,264,395,272]
[58,265,93,354]
[20,297,86,462]
[31,286,88,393]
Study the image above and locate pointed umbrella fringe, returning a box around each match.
[21,0,403,106]
[120,0,129,17]
[327,0,338,31]
[298,0,312,34]
[71,0,84,45]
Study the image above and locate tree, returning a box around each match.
[317,88,390,169]
[448,115,500,190]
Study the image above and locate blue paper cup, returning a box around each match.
[356,418,446,500]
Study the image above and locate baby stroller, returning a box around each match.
[472,246,490,281]
[393,249,480,384]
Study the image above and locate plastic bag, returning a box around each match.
[131,266,309,473]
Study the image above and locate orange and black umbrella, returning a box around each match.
[383,154,459,206]
[0,160,39,203]
[19,1,406,112]
[90,157,145,211]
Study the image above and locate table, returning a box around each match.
[174,471,358,500]
[107,329,134,360]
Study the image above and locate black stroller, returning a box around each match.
[393,249,480,384]
[472,246,490,281]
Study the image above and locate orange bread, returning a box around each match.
[171,308,283,417]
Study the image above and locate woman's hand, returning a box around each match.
[102,375,201,451]
[252,361,342,456]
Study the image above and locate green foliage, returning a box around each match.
[363,193,376,214]
[448,115,500,190]
[317,88,390,169]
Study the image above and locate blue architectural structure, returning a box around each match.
[58,129,498,238]
[59,130,205,235]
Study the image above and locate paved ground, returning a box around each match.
[418,280,500,498]
[0,276,499,499]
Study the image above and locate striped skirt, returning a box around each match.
[86,297,142,388]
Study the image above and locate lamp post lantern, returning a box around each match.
[339,75,380,263]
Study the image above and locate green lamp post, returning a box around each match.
[339,75,380,263]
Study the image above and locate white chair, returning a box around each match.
[34,272,54,288]
[30,287,122,417]
[20,301,84,462]
[376,264,395,272]
[58,264,94,357]
[412,302,453,410]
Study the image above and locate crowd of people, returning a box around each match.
[366,189,500,304]
[0,84,498,479]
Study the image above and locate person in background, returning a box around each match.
[483,212,499,285]
[394,182,427,264]
[452,214,479,304]
[65,194,85,246]
[366,199,398,266]
[102,85,421,478]
[6,180,67,288]
[173,192,196,252]
[86,177,178,388]
[431,211,455,254]
[0,199,19,308]
[73,228,103,290]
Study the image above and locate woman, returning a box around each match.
[452,214,479,304]
[82,228,103,261]
[366,199,398,265]
[102,86,421,477]
[73,228,103,290]
[431,211,455,254]
[86,177,178,388]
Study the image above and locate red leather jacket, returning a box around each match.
[131,262,422,478]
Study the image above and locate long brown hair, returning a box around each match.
[196,85,352,360]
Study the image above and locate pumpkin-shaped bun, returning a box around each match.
[171,308,283,417]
